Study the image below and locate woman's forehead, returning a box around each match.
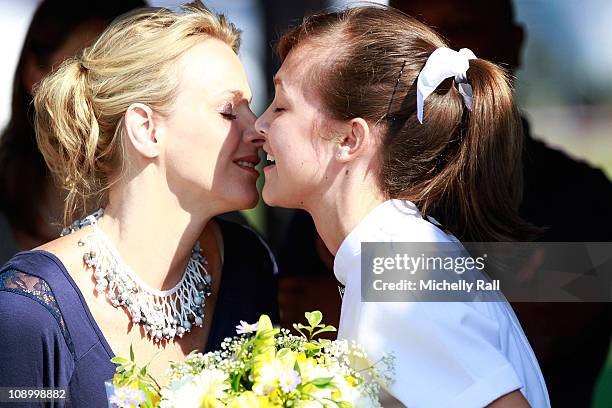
[276,46,324,99]
[176,38,250,100]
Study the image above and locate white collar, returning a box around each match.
[333,199,421,285]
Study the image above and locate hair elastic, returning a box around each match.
[416,47,476,124]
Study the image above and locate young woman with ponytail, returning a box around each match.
[0,3,278,404]
[256,6,549,407]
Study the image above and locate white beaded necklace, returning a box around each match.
[67,209,212,342]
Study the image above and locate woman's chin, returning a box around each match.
[238,190,260,210]
[217,188,260,213]
[262,188,301,209]
[262,187,288,208]
[261,187,277,206]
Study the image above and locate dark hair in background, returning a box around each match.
[277,5,537,242]
[0,0,146,239]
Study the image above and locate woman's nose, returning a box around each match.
[254,111,268,138]
[243,124,265,147]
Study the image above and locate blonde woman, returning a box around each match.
[0,2,277,405]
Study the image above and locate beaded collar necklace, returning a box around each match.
[62,209,212,342]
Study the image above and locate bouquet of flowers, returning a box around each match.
[106,311,394,407]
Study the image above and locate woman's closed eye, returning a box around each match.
[273,107,285,113]
[218,102,237,120]
[221,112,237,120]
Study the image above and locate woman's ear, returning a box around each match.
[335,117,371,162]
[124,103,160,159]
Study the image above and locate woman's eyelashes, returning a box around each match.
[218,102,237,120]
[221,112,237,120]
[270,96,286,113]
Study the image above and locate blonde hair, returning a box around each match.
[34,1,241,226]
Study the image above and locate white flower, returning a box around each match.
[253,383,275,396]
[159,375,196,408]
[109,386,145,408]
[159,369,229,408]
[278,369,301,393]
[235,320,259,334]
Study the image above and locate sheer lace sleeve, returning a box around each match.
[0,269,75,356]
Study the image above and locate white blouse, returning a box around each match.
[334,200,550,408]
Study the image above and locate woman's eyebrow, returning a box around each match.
[273,76,284,88]
[214,89,252,103]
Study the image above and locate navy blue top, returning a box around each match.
[0,219,279,407]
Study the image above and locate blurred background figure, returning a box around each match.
[0,0,146,263]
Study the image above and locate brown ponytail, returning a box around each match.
[410,59,533,241]
[277,5,538,241]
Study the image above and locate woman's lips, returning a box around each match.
[234,155,260,176]
[263,153,276,172]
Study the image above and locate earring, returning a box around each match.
[336,145,350,159]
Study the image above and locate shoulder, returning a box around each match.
[35,227,91,283]
[1,249,67,283]
[0,277,62,332]
[376,213,455,243]
[1,250,79,355]
[0,269,75,356]
[0,278,75,387]
[36,227,87,263]
[355,200,457,243]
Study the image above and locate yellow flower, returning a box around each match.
[346,375,358,387]
[255,315,276,347]
[300,383,333,402]
[277,349,298,373]
[296,357,328,384]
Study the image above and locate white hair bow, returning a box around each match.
[416,47,477,124]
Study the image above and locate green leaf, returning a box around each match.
[129,344,135,361]
[309,376,334,387]
[295,323,314,339]
[312,325,337,337]
[305,311,323,327]
[231,373,241,392]
[292,323,307,338]
[111,357,129,365]
[317,339,333,349]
